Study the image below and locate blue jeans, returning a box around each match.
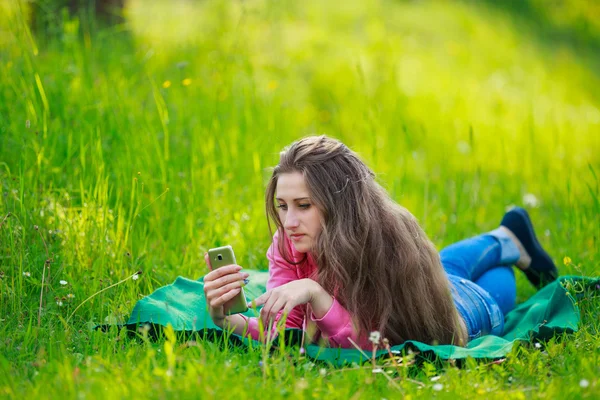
[441,228,520,340]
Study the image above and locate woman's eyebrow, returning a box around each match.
[275,197,310,202]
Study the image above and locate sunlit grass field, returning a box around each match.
[0,0,599,398]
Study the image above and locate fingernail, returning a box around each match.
[243,279,250,285]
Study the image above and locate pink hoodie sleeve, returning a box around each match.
[310,297,372,350]
[242,231,372,350]
[239,231,305,341]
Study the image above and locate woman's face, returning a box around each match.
[276,171,323,253]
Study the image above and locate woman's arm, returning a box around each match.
[309,289,372,350]
[222,231,307,341]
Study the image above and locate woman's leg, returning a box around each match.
[474,266,516,316]
[440,228,520,282]
[440,228,520,316]
[443,208,557,339]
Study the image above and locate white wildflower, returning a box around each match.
[580,379,589,388]
[369,331,381,344]
[67,293,75,299]
[319,368,327,377]
[23,272,31,277]
[433,383,443,391]
[457,141,471,154]
[523,193,539,208]
[132,273,139,281]
[372,368,383,374]
[56,301,63,306]
[430,376,441,381]
[59,280,68,286]
[138,324,151,334]
[534,342,542,349]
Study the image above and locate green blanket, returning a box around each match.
[125,273,599,366]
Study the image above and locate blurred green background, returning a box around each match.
[0,0,598,325]
[1,0,599,398]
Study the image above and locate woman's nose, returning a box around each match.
[284,211,300,229]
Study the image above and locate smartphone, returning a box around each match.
[207,245,248,315]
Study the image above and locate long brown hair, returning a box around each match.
[265,135,467,346]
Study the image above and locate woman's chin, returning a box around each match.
[291,242,310,253]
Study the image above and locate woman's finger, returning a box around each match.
[260,293,283,327]
[250,291,270,308]
[204,253,213,271]
[204,264,242,282]
[211,280,246,298]
[210,272,249,289]
[263,297,287,327]
[210,287,242,308]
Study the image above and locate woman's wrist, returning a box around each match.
[308,280,334,319]
[212,315,226,327]
[213,314,249,336]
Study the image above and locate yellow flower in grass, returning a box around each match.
[563,256,572,265]
[162,80,171,88]
[182,78,192,86]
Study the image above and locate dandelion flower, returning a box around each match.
[563,256,572,265]
[433,383,443,391]
[60,280,68,286]
[182,78,192,86]
[23,272,31,277]
[580,379,589,388]
[162,80,172,89]
[522,193,539,208]
[369,331,381,344]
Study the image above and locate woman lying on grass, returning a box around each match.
[203,136,558,349]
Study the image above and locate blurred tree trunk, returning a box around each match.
[30,0,126,34]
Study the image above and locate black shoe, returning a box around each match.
[500,207,558,288]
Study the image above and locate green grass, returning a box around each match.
[0,0,599,398]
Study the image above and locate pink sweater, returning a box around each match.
[240,231,371,349]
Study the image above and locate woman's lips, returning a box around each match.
[289,234,305,241]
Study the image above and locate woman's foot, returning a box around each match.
[500,207,558,288]
[498,226,532,270]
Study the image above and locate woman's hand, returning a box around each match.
[251,279,332,328]
[203,253,249,325]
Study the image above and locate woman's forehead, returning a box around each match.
[276,172,310,199]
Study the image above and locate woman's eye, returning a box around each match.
[298,204,310,209]
[277,204,287,210]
